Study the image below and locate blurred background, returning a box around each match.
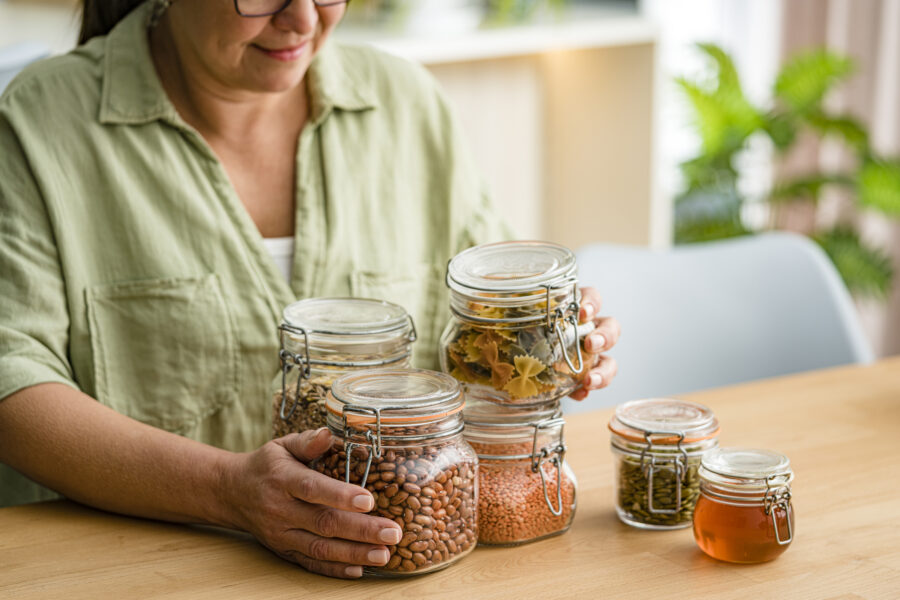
[1,0,898,366]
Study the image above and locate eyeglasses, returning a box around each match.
[234,0,350,18]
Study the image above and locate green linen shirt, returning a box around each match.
[0,2,509,506]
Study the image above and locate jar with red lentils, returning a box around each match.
[463,398,576,545]
[311,368,478,577]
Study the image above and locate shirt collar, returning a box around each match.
[100,2,377,126]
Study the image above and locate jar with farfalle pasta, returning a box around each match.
[439,241,596,406]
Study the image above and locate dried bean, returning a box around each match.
[311,438,477,575]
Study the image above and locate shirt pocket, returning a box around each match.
[85,274,239,435]
[350,263,447,370]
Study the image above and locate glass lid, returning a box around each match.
[702,448,791,480]
[328,368,462,423]
[608,398,720,444]
[283,297,411,335]
[464,396,560,427]
[447,241,577,295]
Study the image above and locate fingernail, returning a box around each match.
[589,373,603,388]
[583,302,596,320]
[379,527,402,544]
[368,548,389,564]
[345,565,363,578]
[589,333,606,351]
[352,494,374,511]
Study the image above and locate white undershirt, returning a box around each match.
[262,236,295,284]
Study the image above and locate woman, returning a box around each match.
[0,0,620,579]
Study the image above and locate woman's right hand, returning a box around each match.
[220,428,403,579]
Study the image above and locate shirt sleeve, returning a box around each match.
[0,105,79,402]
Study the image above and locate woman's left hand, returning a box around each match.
[569,287,620,401]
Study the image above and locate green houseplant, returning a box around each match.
[674,43,900,298]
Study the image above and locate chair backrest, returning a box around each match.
[563,232,873,413]
[0,42,49,95]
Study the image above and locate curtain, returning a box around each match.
[780,0,900,357]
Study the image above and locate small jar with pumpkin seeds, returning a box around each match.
[609,398,720,529]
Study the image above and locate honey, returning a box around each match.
[692,448,794,564]
[693,493,793,563]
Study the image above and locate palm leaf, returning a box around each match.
[806,112,869,154]
[858,160,900,215]
[770,173,855,202]
[775,50,854,113]
[675,43,763,157]
[815,227,893,298]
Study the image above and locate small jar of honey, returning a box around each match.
[693,448,794,564]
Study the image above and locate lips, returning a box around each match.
[254,41,309,62]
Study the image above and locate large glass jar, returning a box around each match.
[693,448,794,563]
[273,298,416,438]
[310,369,478,577]
[439,241,596,406]
[609,398,720,529]
[463,398,576,545]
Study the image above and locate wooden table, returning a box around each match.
[2,359,899,599]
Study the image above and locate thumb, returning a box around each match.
[280,427,333,463]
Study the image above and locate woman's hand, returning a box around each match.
[569,286,621,401]
[221,428,403,579]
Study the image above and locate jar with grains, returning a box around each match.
[273,298,416,438]
[311,368,478,577]
[463,398,576,545]
[693,448,794,563]
[609,398,720,529]
[439,241,597,407]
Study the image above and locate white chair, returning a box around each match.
[564,232,873,413]
[0,42,49,94]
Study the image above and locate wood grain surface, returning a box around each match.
[2,358,899,599]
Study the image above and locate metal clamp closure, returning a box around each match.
[545,283,585,375]
[764,475,793,545]
[278,324,311,420]
[531,417,567,516]
[639,430,688,515]
[406,314,418,343]
[341,405,384,487]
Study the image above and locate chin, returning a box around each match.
[251,55,313,92]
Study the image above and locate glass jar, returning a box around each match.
[463,398,576,545]
[609,398,720,529]
[693,448,794,563]
[439,241,596,406]
[273,297,416,438]
[310,368,478,577]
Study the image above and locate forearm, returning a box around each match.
[0,383,239,528]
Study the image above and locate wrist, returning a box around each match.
[205,448,247,531]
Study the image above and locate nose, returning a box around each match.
[272,0,318,35]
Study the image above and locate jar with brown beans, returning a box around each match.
[273,298,416,437]
[464,398,576,545]
[311,368,478,577]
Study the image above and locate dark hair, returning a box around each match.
[79,0,146,45]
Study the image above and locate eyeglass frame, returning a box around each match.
[234,0,350,18]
